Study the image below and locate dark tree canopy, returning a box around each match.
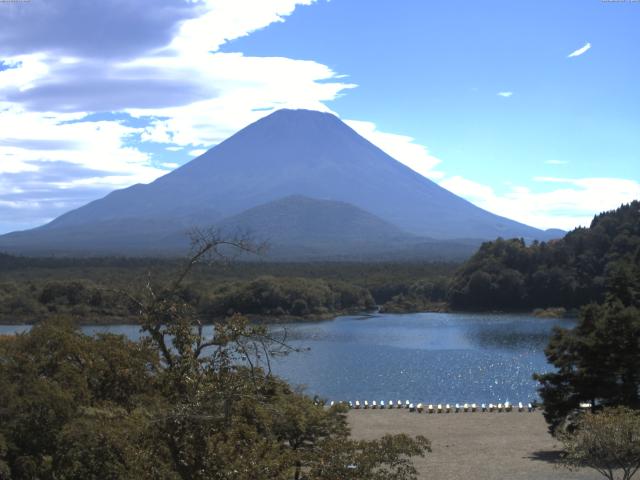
[448,201,640,311]
[534,301,640,434]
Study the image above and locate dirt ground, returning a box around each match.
[348,409,601,480]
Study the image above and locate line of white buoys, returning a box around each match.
[343,400,537,413]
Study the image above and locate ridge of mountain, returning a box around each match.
[0,108,563,257]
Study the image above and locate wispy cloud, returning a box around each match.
[545,160,568,165]
[439,175,640,230]
[497,91,513,98]
[567,42,591,58]
[345,120,445,180]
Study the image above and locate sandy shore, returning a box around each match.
[348,409,600,480]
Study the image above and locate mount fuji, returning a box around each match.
[0,109,561,258]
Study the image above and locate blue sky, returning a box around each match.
[0,0,638,233]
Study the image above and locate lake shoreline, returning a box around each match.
[0,309,373,326]
[0,304,577,326]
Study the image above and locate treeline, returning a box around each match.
[378,277,450,313]
[0,280,137,324]
[0,277,374,324]
[0,258,458,323]
[204,276,375,319]
[448,201,640,311]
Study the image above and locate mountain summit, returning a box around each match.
[0,109,560,257]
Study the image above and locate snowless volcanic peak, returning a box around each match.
[0,109,560,256]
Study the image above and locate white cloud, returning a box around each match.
[0,104,160,184]
[497,91,513,98]
[188,149,207,157]
[568,42,591,58]
[170,0,316,54]
[544,159,568,165]
[133,52,354,148]
[439,175,640,230]
[344,120,444,180]
[161,162,180,169]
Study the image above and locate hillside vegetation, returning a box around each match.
[448,201,640,311]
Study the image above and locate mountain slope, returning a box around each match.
[209,195,479,260]
[216,195,411,246]
[0,109,561,256]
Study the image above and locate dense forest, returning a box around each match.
[448,201,640,311]
[0,255,456,324]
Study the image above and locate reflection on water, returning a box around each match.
[267,312,574,403]
[1,312,573,403]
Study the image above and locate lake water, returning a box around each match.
[0,312,574,404]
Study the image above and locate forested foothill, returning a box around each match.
[448,201,640,312]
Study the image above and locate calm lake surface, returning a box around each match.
[0,312,574,404]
